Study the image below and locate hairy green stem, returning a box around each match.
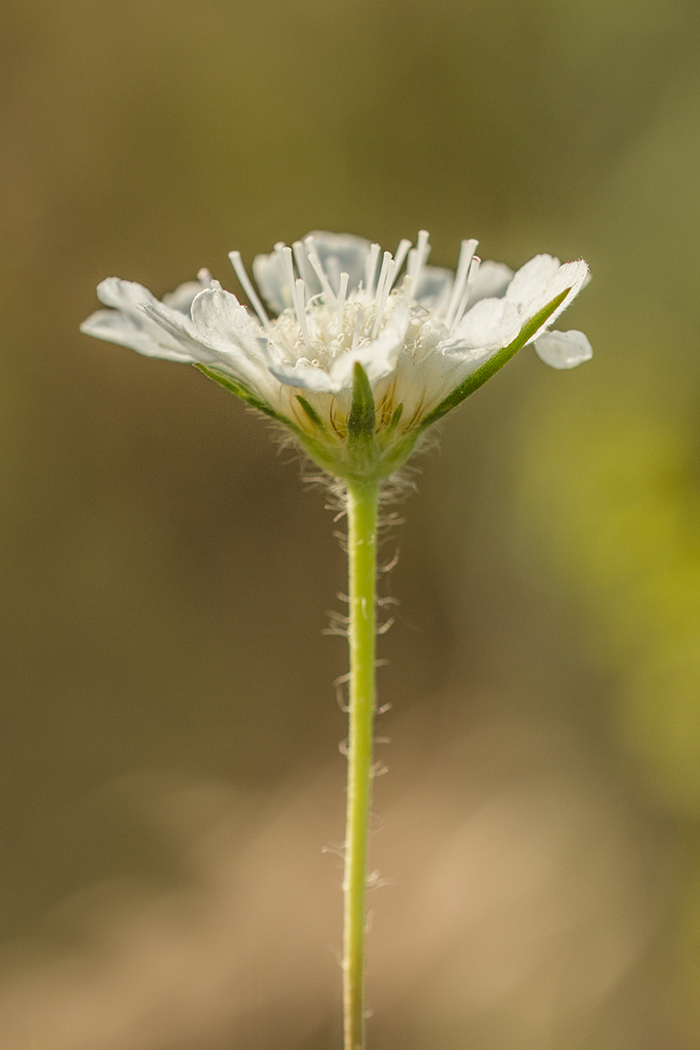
[343,480,380,1050]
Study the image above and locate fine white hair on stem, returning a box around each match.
[334,673,351,713]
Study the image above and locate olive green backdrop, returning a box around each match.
[1,0,700,1047]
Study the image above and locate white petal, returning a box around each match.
[269,360,341,393]
[303,231,372,294]
[187,288,282,397]
[141,299,225,367]
[96,277,159,314]
[251,250,291,315]
[145,293,275,394]
[534,329,592,369]
[387,349,471,420]
[252,232,374,314]
[444,297,521,352]
[83,277,202,362]
[190,288,266,354]
[466,261,513,304]
[80,309,196,362]
[414,265,454,312]
[521,259,590,338]
[162,272,214,314]
[505,254,561,308]
[88,276,225,363]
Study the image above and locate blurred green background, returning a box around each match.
[1,0,700,1047]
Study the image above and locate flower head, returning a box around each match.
[82,230,590,482]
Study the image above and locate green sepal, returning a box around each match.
[195,363,362,478]
[296,395,330,436]
[386,404,403,435]
[347,362,376,442]
[419,288,571,430]
[194,364,300,431]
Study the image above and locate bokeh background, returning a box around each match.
[1,0,700,1047]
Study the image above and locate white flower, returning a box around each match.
[82,230,590,480]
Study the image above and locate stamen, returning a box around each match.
[281,246,298,319]
[450,256,481,333]
[444,238,478,328]
[336,272,349,331]
[365,243,381,296]
[307,250,338,304]
[373,251,393,304]
[401,273,414,304]
[372,252,398,338]
[295,278,312,347]
[303,236,334,298]
[352,307,366,349]
[292,240,313,286]
[228,251,270,328]
[327,257,342,294]
[407,230,430,289]
[302,234,324,286]
[391,239,412,286]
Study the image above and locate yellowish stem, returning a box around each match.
[343,481,380,1050]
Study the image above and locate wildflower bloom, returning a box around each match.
[82,231,591,482]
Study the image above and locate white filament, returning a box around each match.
[336,271,349,331]
[292,240,313,287]
[294,278,312,347]
[392,239,412,284]
[352,307,366,349]
[444,238,478,328]
[365,243,381,296]
[450,256,481,334]
[228,251,270,328]
[281,246,297,317]
[372,252,398,338]
[307,250,337,304]
[407,229,430,289]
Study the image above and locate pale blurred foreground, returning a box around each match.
[0,703,664,1050]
